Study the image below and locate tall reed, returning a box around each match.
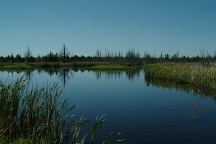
[144,63,216,90]
[0,78,115,144]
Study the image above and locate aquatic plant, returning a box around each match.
[0,78,117,144]
[144,63,216,90]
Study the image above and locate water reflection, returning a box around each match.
[1,68,215,100]
[37,69,73,87]
[1,68,142,85]
[0,69,73,87]
[0,69,34,82]
[145,75,216,99]
[24,70,34,82]
[91,69,141,81]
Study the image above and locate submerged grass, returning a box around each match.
[0,78,119,144]
[144,63,216,90]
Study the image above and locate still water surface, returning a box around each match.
[1,69,216,144]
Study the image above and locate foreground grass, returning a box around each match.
[0,78,118,144]
[144,63,216,90]
[86,64,133,70]
[0,137,32,144]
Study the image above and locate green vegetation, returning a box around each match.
[34,62,111,68]
[144,63,216,90]
[145,75,216,98]
[0,137,32,144]
[86,64,133,70]
[0,64,35,69]
[0,78,116,144]
[0,62,132,70]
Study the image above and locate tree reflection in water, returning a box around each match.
[40,69,73,87]
[0,68,142,87]
[92,69,141,81]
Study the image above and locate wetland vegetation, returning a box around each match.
[144,63,216,91]
[0,78,119,144]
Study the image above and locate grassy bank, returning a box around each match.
[0,62,87,69]
[31,62,111,68]
[0,62,132,70]
[144,63,216,90]
[145,76,216,98]
[0,78,114,144]
[0,64,35,69]
[86,64,133,70]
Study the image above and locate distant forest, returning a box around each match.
[1,45,216,64]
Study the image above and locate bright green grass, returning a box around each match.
[0,64,35,69]
[87,64,132,70]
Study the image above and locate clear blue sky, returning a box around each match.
[0,0,215,56]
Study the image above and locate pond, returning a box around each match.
[1,69,216,144]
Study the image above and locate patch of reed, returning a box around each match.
[0,78,117,144]
[144,63,216,90]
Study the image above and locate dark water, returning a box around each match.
[1,69,216,144]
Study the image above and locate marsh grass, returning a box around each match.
[0,78,116,144]
[145,76,216,99]
[0,78,69,143]
[144,63,216,90]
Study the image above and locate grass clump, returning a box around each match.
[144,63,216,90]
[0,78,119,144]
[0,78,67,143]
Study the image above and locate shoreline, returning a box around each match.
[0,62,140,70]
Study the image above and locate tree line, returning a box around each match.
[1,45,216,64]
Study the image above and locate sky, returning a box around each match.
[0,0,216,56]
